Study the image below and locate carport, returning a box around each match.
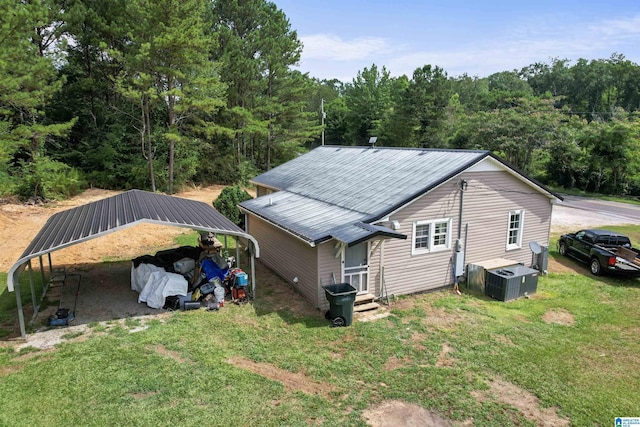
[6,189,260,338]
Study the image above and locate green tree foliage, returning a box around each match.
[323,96,350,146]
[343,64,397,145]
[581,115,640,194]
[5,0,640,200]
[113,0,226,194]
[213,185,252,227]
[49,0,139,190]
[0,0,76,198]
[210,0,318,175]
[459,97,568,174]
[389,65,452,147]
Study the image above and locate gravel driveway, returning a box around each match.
[551,203,637,233]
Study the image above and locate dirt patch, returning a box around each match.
[362,400,451,427]
[542,309,575,326]
[435,342,455,367]
[383,355,411,371]
[15,324,91,350]
[393,298,466,330]
[255,271,322,319]
[228,356,336,398]
[472,377,569,426]
[409,331,428,351]
[152,343,192,364]
[492,334,515,346]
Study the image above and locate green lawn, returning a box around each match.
[0,233,638,425]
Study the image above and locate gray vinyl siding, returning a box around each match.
[256,186,273,198]
[376,180,461,296]
[460,171,551,266]
[371,170,552,297]
[317,242,343,310]
[246,215,319,306]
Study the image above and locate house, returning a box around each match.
[239,146,562,310]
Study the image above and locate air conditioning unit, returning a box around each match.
[485,264,539,302]
[466,258,520,293]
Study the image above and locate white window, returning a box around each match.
[506,210,525,250]
[412,218,452,255]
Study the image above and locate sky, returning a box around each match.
[274,0,640,82]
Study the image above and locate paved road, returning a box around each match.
[559,195,640,223]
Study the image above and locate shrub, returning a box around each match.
[16,156,85,200]
[213,186,252,228]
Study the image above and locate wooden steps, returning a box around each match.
[354,293,380,313]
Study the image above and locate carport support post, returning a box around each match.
[251,245,256,298]
[28,261,37,314]
[235,237,240,267]
[15,283,26,338]
[39,256,46,298]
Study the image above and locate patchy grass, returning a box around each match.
[0,264,638,426]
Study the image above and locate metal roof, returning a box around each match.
[241,146,559,246]
[251,146,488,216]
[241,146,490,245]
[7,189,260,292]
[329,222,407,247]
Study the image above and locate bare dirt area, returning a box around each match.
[0,188,632,425]
[471,377,570,426]
[228,356,337,398]
[363,400,452,427]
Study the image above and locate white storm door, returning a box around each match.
[343,242,369,294]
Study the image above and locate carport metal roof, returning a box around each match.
[7,189,260,337]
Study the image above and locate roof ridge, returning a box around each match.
[320,145,490,154]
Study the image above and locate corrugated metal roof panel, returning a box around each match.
[241,191,366,244]
[8,190,259,292]
[244,146,490,244]
[251,146,487,216]
[329,222,407,247]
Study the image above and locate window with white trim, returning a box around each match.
[506,210,525,250]
[412,218,452,255]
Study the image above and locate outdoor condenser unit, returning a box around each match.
[466,258,520,293]
[485,264,539,302]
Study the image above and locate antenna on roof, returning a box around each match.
[368,137,377,148]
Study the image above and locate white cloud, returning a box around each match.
[387,14,640,78]
[593,15,640,38]
[294,14,640,82]
[300,34,393,61]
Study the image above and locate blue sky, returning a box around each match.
[275,0,640,82]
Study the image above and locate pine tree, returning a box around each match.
[0,0,74,196]
[114,0,225,193]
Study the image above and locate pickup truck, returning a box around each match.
[558,229,640,276]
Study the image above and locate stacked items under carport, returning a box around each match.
[130,232,249,311]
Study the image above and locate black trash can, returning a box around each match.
[322,283,357,327]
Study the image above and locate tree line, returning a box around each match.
[2,0,640,200]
